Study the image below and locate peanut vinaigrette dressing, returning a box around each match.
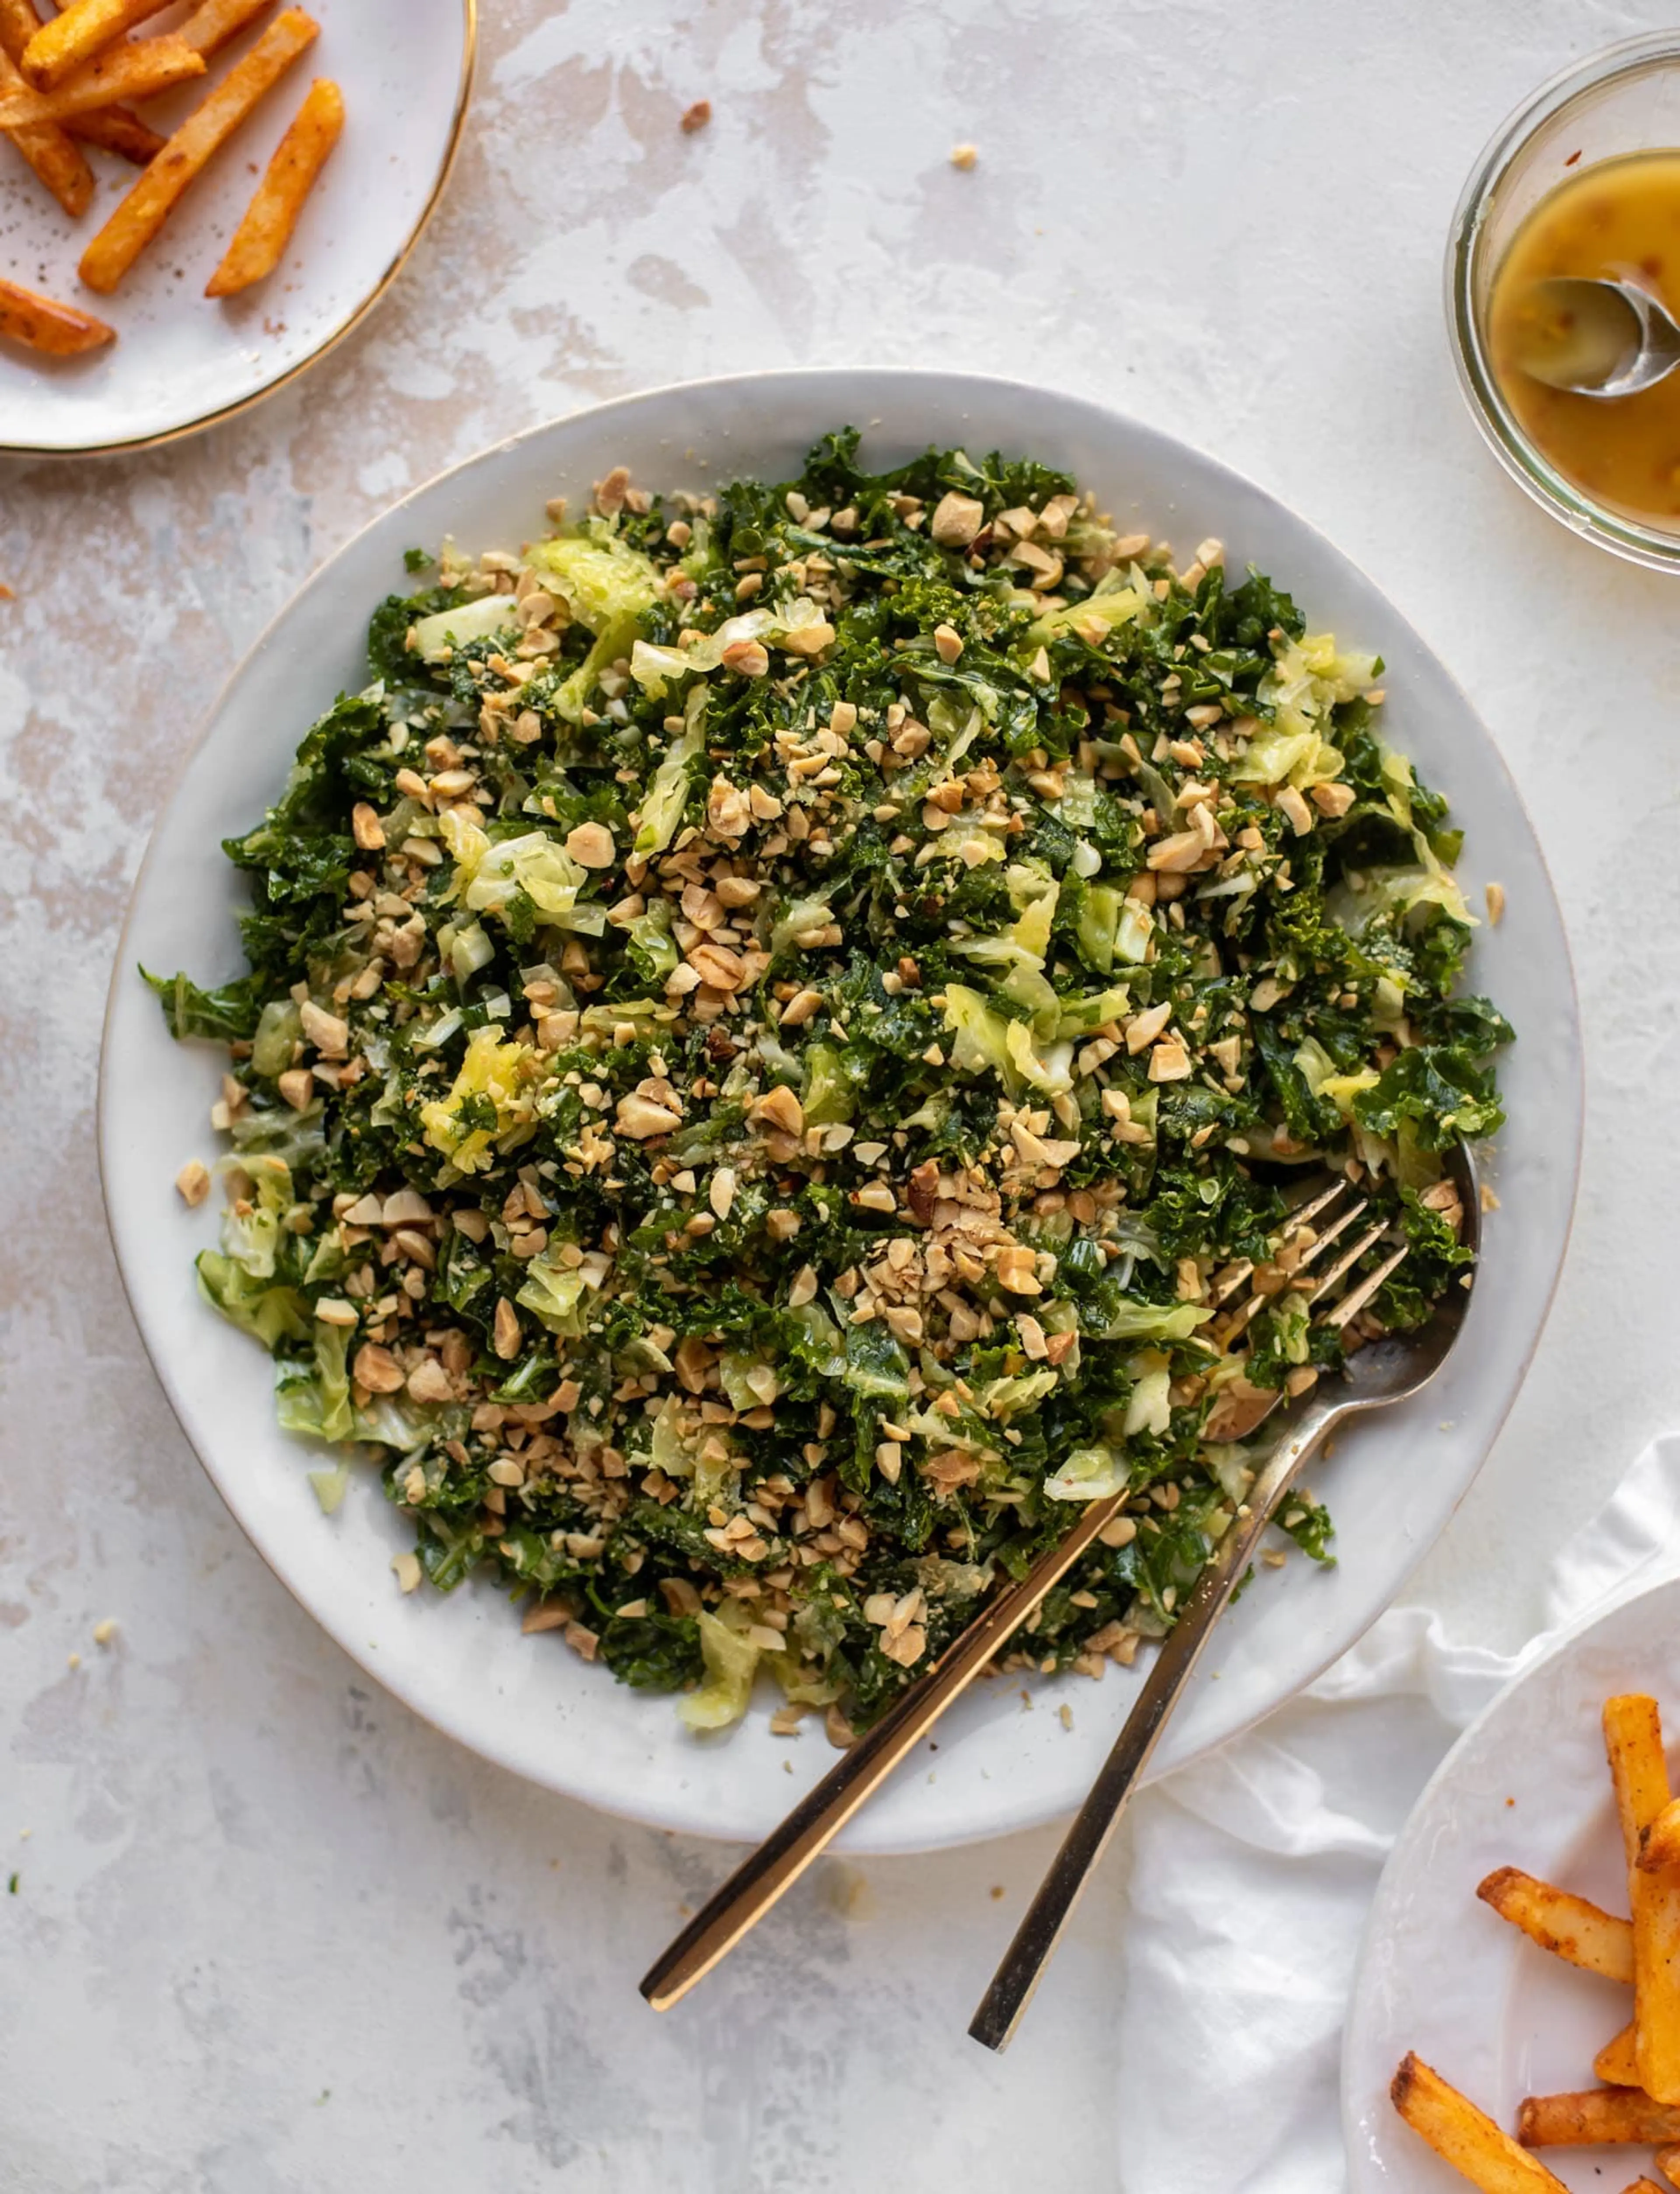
[1489,151,1680,529]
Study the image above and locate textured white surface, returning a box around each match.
[1,0,1673,2183]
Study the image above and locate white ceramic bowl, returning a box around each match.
[1344,1575,1680,2190]
[0,0,474,456]
[100,370,1582,1852]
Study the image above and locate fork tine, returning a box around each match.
[1308,1214,1390,1305]
[1211,1183,1367,1347]
[1282,1177,1353,1235]
[1211,1179,1352,1311]
[1293,1192,1370,1271]
[1212,1290,1269,1348]
[1319,1242,1409,1331]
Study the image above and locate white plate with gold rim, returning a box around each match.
[1344,1577,1680,2190]
[0,0,473,455]
[100,369,1581,1851]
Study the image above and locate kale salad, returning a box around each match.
[149,430,1508,1742]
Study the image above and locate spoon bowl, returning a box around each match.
[1510,275,1680,397]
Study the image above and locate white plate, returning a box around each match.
[0,0,473,455]
[99,369,1582,1852]
[1344,1577,1680,2190]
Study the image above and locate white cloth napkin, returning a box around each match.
[1115,1432,1680,2191]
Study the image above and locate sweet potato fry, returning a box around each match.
[1642,1799,1680,1876]
[0,42,91,210]
[206,74,338,296]
[78,5,315,293]
[0,271,112,353]
[0,3,148,175]
[1608,1697,1669,1865]
[64,103,162,161]
[1477,1866,1636,1983]
[177,0,274,57]
[21,0,171,88]
[1519,2087,1680,2145]
[0,33,200,125]
[1390,2055,1572,2190]
[1597,2022,1642,2087]
[0,112,89,207]
[1605,1696,1680,2104]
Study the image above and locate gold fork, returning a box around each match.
[640,1146,1477,2016]
[969,1141,1480,2050]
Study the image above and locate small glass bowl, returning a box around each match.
[1447,32,1680,572]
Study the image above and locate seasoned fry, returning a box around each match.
[21,0,171,88]
[0,271,112,353]
[0,0,90,208]
[206,74,339,297]
[64,103,162,161]
[0,42,91,211]
[1605,1695,1680,2104]
[1477,1866,1636,1983]
[1624,2180,1669,2193]
[1608,1696,1669,1865]
[1642,1798,1680,1876]
[1391,2055,1572,2190]
[1519,2087,1680,2145]
[177,0,274,57]
[0,110,88,209]
[1657,2144,1680,2190]
[0,0,151,175]
[0,33,201,126]
[78,6,315,293]
[1597,2021,1642,2086]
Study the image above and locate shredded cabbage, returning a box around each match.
[195,1251,308,1347]
[411,592,520,662]
[1045,1442,1127,1501]
[632,685,707,855]
[420,1027,538,1171]
[1122,1350,1174,1437]
[514,1252,591,1335]
[679,1603,760,1732]
[526,530,663,724]
[459,830,593,929]
[942,984,1072,1097]
[1090,1299,1214,1344]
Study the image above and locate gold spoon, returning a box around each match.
[1509,276,1680,398]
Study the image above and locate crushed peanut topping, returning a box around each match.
[150,429,1506,1741]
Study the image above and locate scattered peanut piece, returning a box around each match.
[175,1158,211,1206]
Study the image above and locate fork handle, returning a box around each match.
[640,1486,1130,2012]
[968,1392,1340,2053]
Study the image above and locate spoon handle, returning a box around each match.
[967,1393,1339,2053]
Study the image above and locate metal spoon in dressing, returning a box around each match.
[1508,276,1680,398]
